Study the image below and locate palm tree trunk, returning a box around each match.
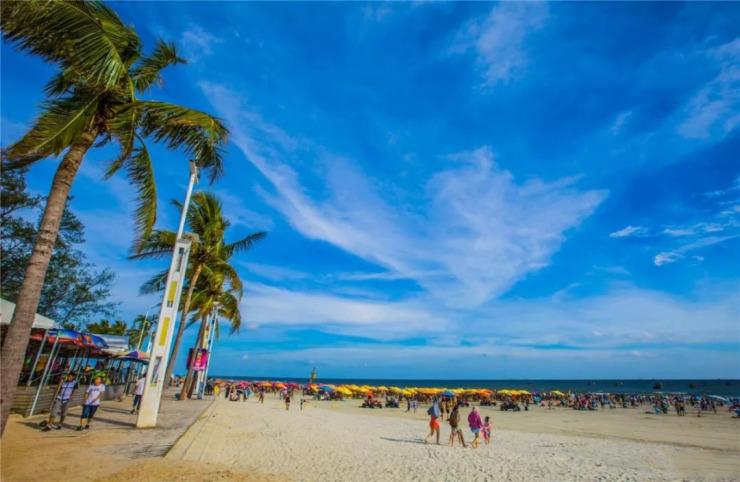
[0,129,97,435]
[180,317,207,399]
[164,263,202,399]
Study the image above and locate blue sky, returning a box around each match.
[2,2,739,379]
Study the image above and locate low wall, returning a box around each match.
[11,384,127,417]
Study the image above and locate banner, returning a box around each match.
[187,348,209,371]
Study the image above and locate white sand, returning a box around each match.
[167,397,740,481]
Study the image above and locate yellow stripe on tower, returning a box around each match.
[167,281,177,305]
[159,316,171,346]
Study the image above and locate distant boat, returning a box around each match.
[653,382,662,390]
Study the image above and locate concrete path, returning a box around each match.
[1,389,213,481]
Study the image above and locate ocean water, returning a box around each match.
[211,377,740,397]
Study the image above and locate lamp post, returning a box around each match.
[196,304,219,399]
[136,161,199,428]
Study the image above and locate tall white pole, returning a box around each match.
[137,162,199,428]
[136,311,149,351]
[197,310,217,399]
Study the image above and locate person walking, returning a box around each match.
[42,373,78,431]
[424,398,442,444]
[131,374,146,414]
[448,403,466,447]
[467,406,483,448]
[285,392,291,410]
[78,376,105,431]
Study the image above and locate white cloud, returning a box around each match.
[202,82,606,307]
[662,227,695,237]
[180,25,222,62]
[215,285,740,378]
[610,111,632,135]
[609,225,648,238]
[241,262,310,282]
[241,283,446,339]
[217,189,274,230]
[453,3,547,86]
[654,235,739,266]
[677,38,740,139]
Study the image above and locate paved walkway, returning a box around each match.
[1,389,213,481]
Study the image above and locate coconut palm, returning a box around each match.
[180,267,243,398]
[132,192,265,398]
[0,1,228,434]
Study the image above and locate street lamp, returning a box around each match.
[136,161,199,428]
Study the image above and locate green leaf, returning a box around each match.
[127,141,158,250]
[131,39,186,92]
[136,101,228,180]
[1,0,139,90]
[5,93,101,166]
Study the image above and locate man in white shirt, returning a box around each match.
[77,376,105,431]
[131,373,146,414]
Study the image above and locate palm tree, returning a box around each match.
[180,267,243,398]
[126,313,156,350]
[85,319,127,335]
[132,192,265,398]
[0,1,228,434]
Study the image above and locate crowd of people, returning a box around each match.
[37,374,740,437]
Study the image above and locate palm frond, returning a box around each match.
[139,269,168,295]
[225,231,267,258]
[1,0,139,89]
[104,104,140,177]
[5,93,101,167]
[137,101,228,180]
[127,141,158,250]
[131,39,185,92]
[129,230,176,260]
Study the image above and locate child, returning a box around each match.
[78,376,105,431]
[482,415,492,445]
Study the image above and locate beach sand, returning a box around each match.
[167,396,740,481]
[3,393,739,481]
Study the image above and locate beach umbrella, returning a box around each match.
[320,385,334,392]
[441,390,455,397]
[708,395,728,402]
[116,350,150,362]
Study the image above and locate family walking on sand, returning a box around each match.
[425,400,491,448]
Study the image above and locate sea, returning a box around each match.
[210,377,740,397]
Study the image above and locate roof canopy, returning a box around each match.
[0,299,56,330]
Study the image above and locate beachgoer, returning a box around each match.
[482,416,492,445]
[259,390,265,404]
[424,399,441,444]
[285,393,291,410]
[448,403,466,447]
[131,373,146,414]
[467,406,483,448]
[78,376,105,431]
[43,373,78,431]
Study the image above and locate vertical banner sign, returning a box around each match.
[136,238,192,428]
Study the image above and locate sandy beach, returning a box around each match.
[165,395,740,481]
[2,392,739,481]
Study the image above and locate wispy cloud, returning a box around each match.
[677,38,740,139]
[654,235,739,266]
[609,225,648,238]
[453,3,547,87]
[216,284,740,378]
[241,283,446,339]
[180,25,222,62]
[202,82,606,307]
